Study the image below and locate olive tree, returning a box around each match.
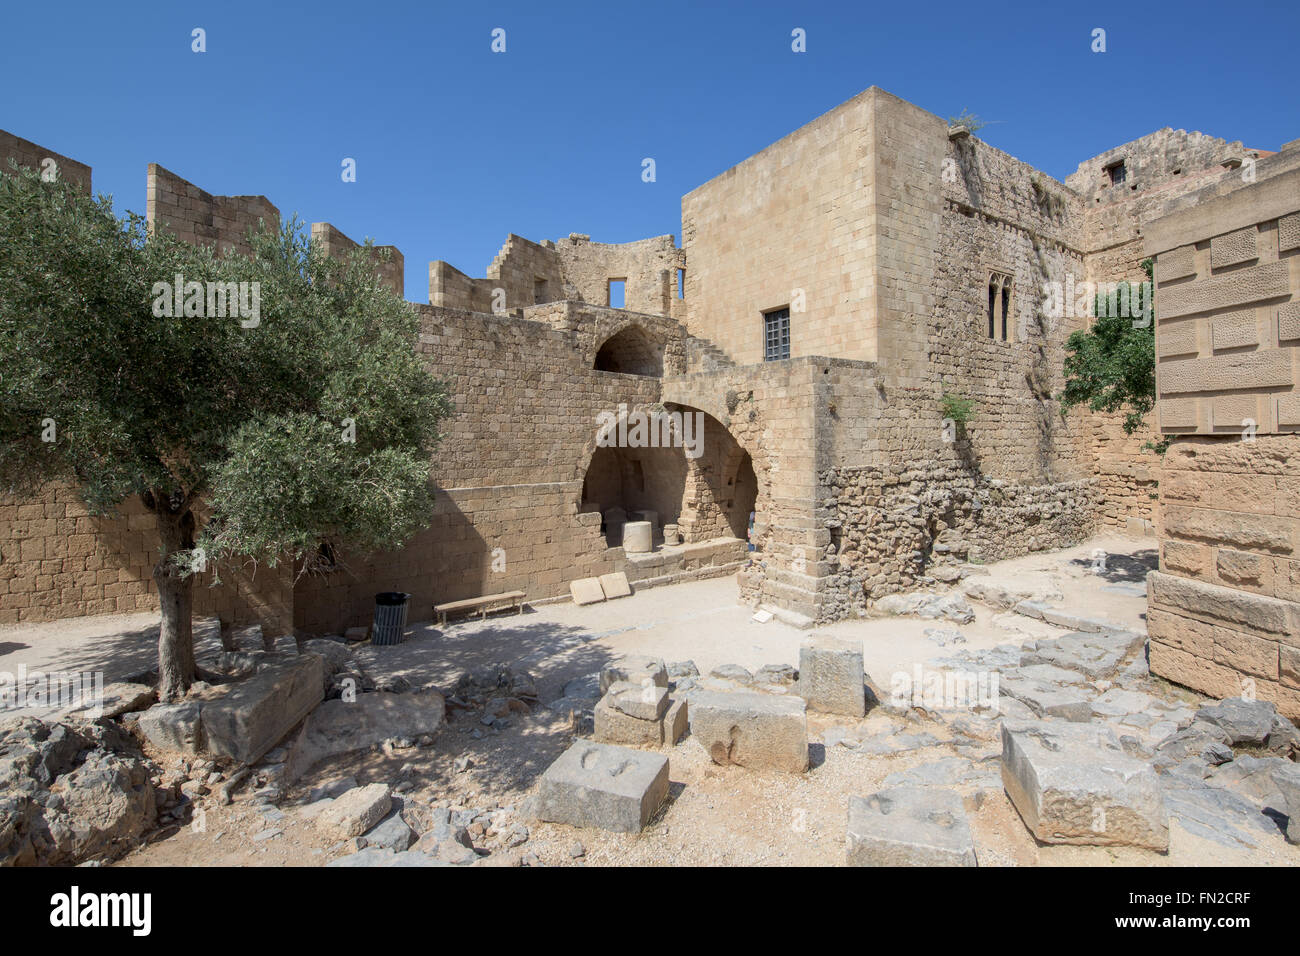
[0,165,450,699]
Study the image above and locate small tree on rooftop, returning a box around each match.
[0,164,451,700]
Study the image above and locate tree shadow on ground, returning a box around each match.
[1066,548,1158,584]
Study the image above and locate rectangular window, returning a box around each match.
[607,278,626,309]
[764,307,791,361]
[1106,161,1126,185]
[677,268,685,299]
[533,277,548,304]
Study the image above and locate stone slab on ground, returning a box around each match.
[200,653,325,765]
[285,690,445,782]
[136,700,205,754]
[570,577,606,606]
[1194,698,1276,746]
[1020,630,1143,680]
[606,680,669,721]
[599,655,668,694]
[689,690,808,773]
[1000,677,1094,723]
[847,787,978,866]
[798,635,865,717]
[533,741,669,832]
[663,698,688,746]
[316,783,392,839]
[1001,720,1169,851]
[598,572,632,600]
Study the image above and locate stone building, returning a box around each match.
[0,88,1293,681]
[1142,153,1300,719]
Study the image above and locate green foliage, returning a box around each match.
[940,392,975,425]
[0,163,452,576]
[1058,261,1155,437]
[947,109,985,133]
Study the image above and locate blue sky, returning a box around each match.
[2,0,1296,303]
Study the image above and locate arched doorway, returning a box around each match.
[593,325,663,377]
[576,403,763,552]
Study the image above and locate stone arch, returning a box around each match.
[593,324,663,377]
[572,401,770,554]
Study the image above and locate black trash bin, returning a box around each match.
[372,591,411,646]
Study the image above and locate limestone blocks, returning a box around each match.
[798,635,865,717]
[689,690,809,773]
[846,787,978,867]
[593,680,687,748]
[571,571,634,606]
[1000,720,1169,851]
[533,741,670,832]
[599,654,668,694]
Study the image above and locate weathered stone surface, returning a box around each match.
[316,783,392,839]
[570,577,605,606]
[360,809,415,851]
[798,636,865,717]
[689,690,808,773]
[606,680,669,721]
[593,695,663,747]
[847,787,978,866]
[200,654,325,765]
[663,698,688,745]
[1194,697,1276,745]
[709,663,754,685]
[1021,630,1142,680]
[136,701,205,754]
[533,741,669,832]
[1001,677,1094,722]
[599,655,668,694]
[875,592,975,624]
[1001,721,1169,850]
[598,572,632,600]
[1271,762,1300,844]
[285,691,445,782]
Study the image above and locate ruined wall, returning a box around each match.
[293,303,671,631]
[1146,162,1300,719]
[1070,129,1290,536]
[0,130,91,193]
[429,232,685,320]
[146,164,279,256]
[311,222,405,296]
[552,234,686,320]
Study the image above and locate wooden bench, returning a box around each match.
[435,590,527,626]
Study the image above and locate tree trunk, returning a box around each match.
[153,506,197,702]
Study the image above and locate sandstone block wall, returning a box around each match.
[681,89,879,365]
[310,222,404,295]
[429,232,685,320]
[1146,157,1300,719]
[0,130,91,193]
[146,164,279,257]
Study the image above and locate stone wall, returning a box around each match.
[429,232,685,320]
[310,222,405,296]
[1146,158,1300,719]
[146,164,279,256]
[0,129,91,193]
[681,89,879,365]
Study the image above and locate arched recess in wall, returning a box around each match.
[573,402,767,552]
[593,324,663,377]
